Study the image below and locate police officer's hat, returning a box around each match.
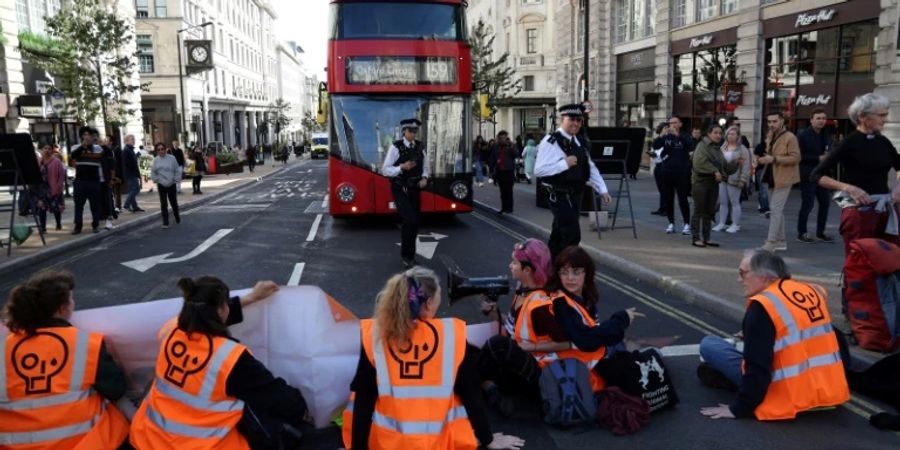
[557,103,585,118]
[400,118,422,131]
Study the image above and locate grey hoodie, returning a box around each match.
[151,154,181,187]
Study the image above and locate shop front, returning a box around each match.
[615,47,657,129]
[671,27,739,132]
[763,1,880,138]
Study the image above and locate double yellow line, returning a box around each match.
[472,211,893,429]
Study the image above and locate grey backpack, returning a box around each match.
[539,358,597,427]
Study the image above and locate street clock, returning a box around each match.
[185,40,213,74]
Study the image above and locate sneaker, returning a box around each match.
[711,223,726,232]
[681,224,691,235]
[92,227,100,234]
[650,209,665,216]
[797,233,815,243]
[725,224,740,233]
[761,241,788,252]
[105,219,114,230]
[764,211,771,219]
[665,223,675,234]
[133,207,145,213]
[162,224,170,229]
[697,363,738,392]
[816,233,835,243]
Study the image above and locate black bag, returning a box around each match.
[593,348,679,412]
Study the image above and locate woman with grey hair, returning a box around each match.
[713,126,752,234]
[811,92,900,254]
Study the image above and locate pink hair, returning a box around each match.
[513,238,552,286]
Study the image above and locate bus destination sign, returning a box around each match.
[346,56,457,85]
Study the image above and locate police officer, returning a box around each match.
[382,118,429,268]
[534,104,611,258]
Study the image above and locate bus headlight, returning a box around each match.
[336,183,356,204]
[451,181,468,200]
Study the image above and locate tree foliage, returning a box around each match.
[469,19,521,119]
[301,111,323,136]
[265,98,293,142]
[17,0,147,127]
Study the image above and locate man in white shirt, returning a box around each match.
[382,118,429,268]
[534,104,611,257]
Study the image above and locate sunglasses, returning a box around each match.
[558,267,585,278]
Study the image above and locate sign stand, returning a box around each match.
[0,147,46,256]
[590,140,637,240]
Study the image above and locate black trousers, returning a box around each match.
[391,182,421,262]
[659,170,692,224]
[654,166,664,211]
[496,169,515,212]
[192,175,203,193]
[797,177,831,236]
[73,180,102,230]
[476,335,541,395]
[548,187,582,258]
[100,183,117,220]
[157,184,180,226]
[691,178,718,242]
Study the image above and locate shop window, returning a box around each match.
[767,35,799,66]
[693,50,716,95]
[617,83,637,103]
[674,54,694,93]
[799,28,839,61]
[839,21,878,60]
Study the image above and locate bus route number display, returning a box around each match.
[346,57,457,85]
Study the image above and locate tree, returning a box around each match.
[17,0,146,129]
[469,19,522,120]
[301,111,323,137]
[264,98,293,143]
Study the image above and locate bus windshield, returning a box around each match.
[312,137,328,146]
[330,95,469,178]
[332,2,464,40]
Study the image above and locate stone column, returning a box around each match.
[874,0,900,144]
[237,111,247,149]
[654,0,673,120]
[733,1,764,147]
[222,109,233,147]
[248,111,258,146]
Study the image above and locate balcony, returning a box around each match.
[519,55,543,67]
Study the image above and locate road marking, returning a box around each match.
[307,214,323,241]
[287,263,305,286]
[321,194,328,208]
[471,211,892,423]
[659,344,700,357]
[122,229,234,272]
[396,233,448,260]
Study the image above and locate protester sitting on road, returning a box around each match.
[150,143,181,229]
[130,277,309,450]
[343,267,525,450]
[545,246,643,392]
[698,250,849,420]
[812,92,900,255]
[1,270,130,448]
[476,238,567,416]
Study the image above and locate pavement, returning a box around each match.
[0,160,896,448]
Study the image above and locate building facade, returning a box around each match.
[467,0,557,140]
[136,0,279,150]
[275,40,307,144]
[554,0,900,147]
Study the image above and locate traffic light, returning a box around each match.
[479,93,491,119]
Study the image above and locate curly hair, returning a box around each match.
[3,270,75,335]
[373,266,439,346]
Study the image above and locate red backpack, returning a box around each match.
[843,238,900,352]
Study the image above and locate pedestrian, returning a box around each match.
[698,250,849,420]
[522,138,537,184]
[35,144,66,232]
[724,116,752,149]
[1,270,130,448]
[150,143,181,229]
[473,135,486,186]
[690,125,739,247]
[477,238,556,416]
[246,145,256,172]
[171,140,186,193]
[491,130,517,214]
[129,277,308,449]
[795,109,834,243]
[122,134,145,212]
[545,246,643,391]
[534,104,612,258]
[648,122,667,217]
[111,138,125,212]
[654,116,695,235]
[342,266,525,450]
[95,133,118,230]
[486,138,497,184]
[69,126,105,234]
[812,93,900,254]
[759,112,801,252]
[713,126,751,234]
[753,140,771,216]
[382,118,429,268]
[191,148,207,194]
[691,126,703,145]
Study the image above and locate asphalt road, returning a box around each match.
[1,160,895,449]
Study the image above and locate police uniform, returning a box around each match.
[533,104,609,257]
[382,118,430,267]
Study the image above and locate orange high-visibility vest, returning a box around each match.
[342,318,478,450]
[130,325,250,450]
[518,292,607,392]
[1,327,129,450]
[747,280,850,420]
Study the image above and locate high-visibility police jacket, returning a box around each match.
[0,327,129,450]
[342,318,478,450]
[747,279,850,420]
[516,292,607,392]
[130,323,250,450]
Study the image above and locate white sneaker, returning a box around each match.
[726,224,740,233]
[665,223,675,234]
[711,223,726,232]
[682,224,691,235]
[105,219,115,230]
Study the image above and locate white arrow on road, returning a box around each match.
[121,228,234,272]
[396,232,449,260]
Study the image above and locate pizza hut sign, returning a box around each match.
[795,9,836,28]
[796,94,831,106]
[689,35,713,49]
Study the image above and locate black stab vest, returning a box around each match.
[542,131,589,191]
[392,139,425,182]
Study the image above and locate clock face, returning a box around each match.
[190,46,208,64]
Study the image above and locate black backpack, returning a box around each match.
[539,358,597,427]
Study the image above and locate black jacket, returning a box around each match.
[122,145,140,179]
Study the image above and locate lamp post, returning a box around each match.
[177,21,213,145]
[582,0,590,126]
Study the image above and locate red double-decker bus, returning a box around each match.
[326,0,473,216]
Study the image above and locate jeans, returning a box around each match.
[72,180,102,230]
[797,177,831,236]
[691,179,718,242]
[766,186,791,245]
[157,184,180,226]
[474,160,484,183]
[717,183,743,227]
[124,177,140,210]
[699,336,743,386]
[755,171,769,211]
